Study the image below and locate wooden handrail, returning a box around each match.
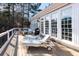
[0,28,15,37]
[0,28,17,55]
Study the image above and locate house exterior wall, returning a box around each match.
[32,3,79,50]
[72,4,79,45]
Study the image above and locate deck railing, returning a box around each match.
[0,28,19,55]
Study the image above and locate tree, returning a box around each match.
[19,3,41,28]
[0,3,41,33]
[3,3,11,29]
[30,3,41,17]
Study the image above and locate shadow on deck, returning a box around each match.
[27,44,73,56]
[3,33,19,56]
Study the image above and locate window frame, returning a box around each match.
[61,17,72,41]
[51,18,57,37]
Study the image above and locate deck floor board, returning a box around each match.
[3,33,79,56]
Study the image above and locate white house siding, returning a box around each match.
[57,10,62,40]
[43,16,46,35]
[32,3,79,50]
[51,4,79,50]
[72,4,79,45]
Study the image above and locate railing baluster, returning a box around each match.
[0,28,18,55]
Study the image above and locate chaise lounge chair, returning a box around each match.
[22,34,55,50]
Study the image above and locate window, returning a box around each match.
[61,17,72,41]
[45,21,49,34]
[51,19,57,37]
[41,22,44,33]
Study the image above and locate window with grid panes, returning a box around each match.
[61,17,72,41]
[45,21,49,34]
[51,19,57,37]
[41,22,44,33]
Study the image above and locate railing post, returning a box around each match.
[12,29,14,36]
[7,31,9,40]
[14,28,16,33]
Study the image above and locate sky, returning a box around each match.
[39,3,50,10]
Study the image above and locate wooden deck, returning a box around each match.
[3,33,79,56]
[3,33,28,56]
